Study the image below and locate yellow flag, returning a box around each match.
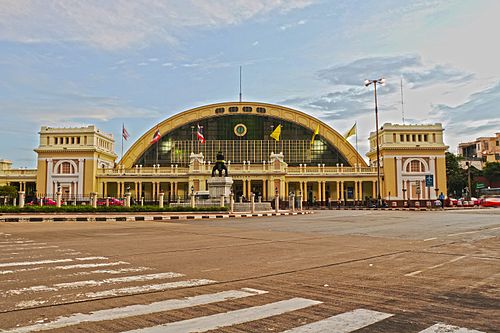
[270,124,281,141]
[344,122,356,139]
[310,124,319,145]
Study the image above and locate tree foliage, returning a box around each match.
[482,162,500,185]
[0,185,18,199]
[445,152,466,197]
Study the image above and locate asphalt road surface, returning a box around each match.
[0,209,499,332]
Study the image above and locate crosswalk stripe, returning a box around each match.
[4,272,185,295]
[122,297,322,333]
[13,279,218,309]
[0,257,109,268]
[0,261,129,275]
[2,288,268,333]
[282,308,393,332]
[419,323,485,333]
[83,279,217,298]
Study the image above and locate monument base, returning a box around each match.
[207,177,233,202]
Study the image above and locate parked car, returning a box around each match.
[26,198,57,206]
[96,198,124,206]
[480,196,500,207]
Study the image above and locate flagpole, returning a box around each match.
[355,122,359,166]
[121,123,124,162]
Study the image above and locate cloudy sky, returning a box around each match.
[1,0,499,167]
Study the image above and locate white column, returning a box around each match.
[396,157,403,199]
[78,159,84,196]
[429,156,436,199]
[46,158,53,195]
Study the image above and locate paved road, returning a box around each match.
[0,209,499,332]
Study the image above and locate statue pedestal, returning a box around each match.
[207,177,233,202]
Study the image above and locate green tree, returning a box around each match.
[482,162,500,186]
[0,185,18,205]
[446,152,466,197]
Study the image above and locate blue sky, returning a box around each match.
[1,0,499,167]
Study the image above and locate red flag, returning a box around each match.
[197,124,205,144]
[150,128,161,144]
[122,125,130,141]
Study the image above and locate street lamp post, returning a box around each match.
[365,78,385,207]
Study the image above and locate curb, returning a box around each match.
[0,211,313,223]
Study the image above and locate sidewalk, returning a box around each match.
[0,210,313,222]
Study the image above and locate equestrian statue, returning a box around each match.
[211,151,229,177]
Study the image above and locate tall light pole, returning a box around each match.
[365,78,385,207]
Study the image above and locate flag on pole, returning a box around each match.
[122,125,130,141]
[344,122,356,139]
[270,124,281,141]
[310,124,319,145]
[150,128,161,144]
[196,124,205,143]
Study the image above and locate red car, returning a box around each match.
[480,196,500,207]
[97,198,124,206]
[26,198,57,206]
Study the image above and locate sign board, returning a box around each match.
[476,183,485,189]
[425,175,434,187]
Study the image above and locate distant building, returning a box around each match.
[367,123,448,200]
[458,133,500,168]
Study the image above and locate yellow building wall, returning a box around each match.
[382,156,397,199]
[36,158,47,194]
[84,158,97,195]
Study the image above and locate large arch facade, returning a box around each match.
[121,102,367,168]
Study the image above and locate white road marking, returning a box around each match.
[122,297,322,333]
[405,256,467,277]
[0,243,47,248]
[4,272,185,295]
[0,259,73,268]
[3,288,267,333]
[419,323,485,332]
[0,240,34,244]
[69,267,151,276]
[282,308,393,332]
[0,256,111,268]
[0,261,129,275]
[53,261,129,270]
[84,279,217,298]
[423,237,437,241]
[1,246,59,251]
[201,268,220,272]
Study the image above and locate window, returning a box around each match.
[242,106,252,112]
[400,134,404,142]
[418,134,422,141]
[77,137,81,144]
[496,140,499,146]
[228,106,238,113]
[412,134,416,141]
[393,133,396,142]
[215,107,225,114]
[406,134,410,141]
[256,107,266,113]
[407,160,424,172]
[60,162,72,174]
[424,134,428,142]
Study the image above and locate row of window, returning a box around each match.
[214,106,267,114]
[396,133,434,143]
[52,136,82,145]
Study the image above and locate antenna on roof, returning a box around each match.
[400,76,405,124]
[239,66,242,102]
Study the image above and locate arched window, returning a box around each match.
[407,160,424,173]
[60,162,72,174]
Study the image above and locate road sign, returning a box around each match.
[425,175,434,187]
[476,183,485,189]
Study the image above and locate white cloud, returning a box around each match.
[0,0,314,50]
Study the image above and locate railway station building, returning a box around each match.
[0,102,448,205]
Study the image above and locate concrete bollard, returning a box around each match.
[251,193,255,213]
[141,197,145,206]
[18,191,25,208]
[275,195,279,213]
[125,193,131,207]
[220,195,225,208]
[191,193,196,208]
[290,193,295,211]
[297,195,303,211]
[159,192,164,208]
[90,192,97,208]
[229,193,234,213]
[56,191,62,208]
[106,197,110,207]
